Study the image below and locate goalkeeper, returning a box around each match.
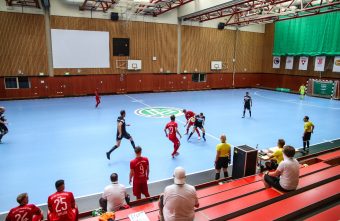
[299,84,307,100]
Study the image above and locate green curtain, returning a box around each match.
[273,12,340,56]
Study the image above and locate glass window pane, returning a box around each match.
[5,77,18,89]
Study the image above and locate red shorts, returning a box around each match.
[133,181,149,198]
[169,136,179,145]
[188,121,194,127]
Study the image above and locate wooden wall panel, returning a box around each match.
[50,16,177,75]
[181,26,264,74]
[262,23,340,79]
[0,12,48,76]
[235,31,264,73]
[234,73,261,88]
[181,26,235,73]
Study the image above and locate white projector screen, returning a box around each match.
[51,29,110,68]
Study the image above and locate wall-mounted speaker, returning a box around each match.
[218,22,225,30]
[40,0,50,9]
[111,12,119,21]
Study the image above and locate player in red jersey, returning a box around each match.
[47,180,78,221]
[6,193,43,221]
[129,146,150,200]
[164,115,182,158]
[183,109,200,138]
[95,88,101,108]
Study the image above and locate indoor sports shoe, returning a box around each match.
[106,152,110,160]
[198,136,201,140]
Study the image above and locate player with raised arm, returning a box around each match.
[182,109,200,138]
[242,92,252,118]
[187,113,206,141]
[164,115,182,158]
[106,110,136,160]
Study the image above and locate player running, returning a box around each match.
[164,115,182,158]
[187,113,206,141]
[183,109,201,138]
[106,110,136,160]
[242,92,252,118]
[95,88,101,108]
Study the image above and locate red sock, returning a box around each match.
[196,128,200,136]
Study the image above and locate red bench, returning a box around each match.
[196,165,340,220]
[82,163,336,221]
[304,204,340,221]
[316,150,340,161]
[229,180,340,221]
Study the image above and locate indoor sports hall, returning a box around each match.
[0,0,339,220]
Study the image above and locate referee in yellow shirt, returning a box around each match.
[215,134,231,180]
[303,116,315,154]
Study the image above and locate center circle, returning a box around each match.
[135,107,183,118]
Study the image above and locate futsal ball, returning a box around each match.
[190,117,195,122]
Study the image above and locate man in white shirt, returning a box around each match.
[263,145,300,191]
[160,167,199,221]
[102,173,129,212]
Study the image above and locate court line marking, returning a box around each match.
[254,91,340,110]
[125,94,222,142]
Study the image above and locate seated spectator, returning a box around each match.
[101,173,130,212]
[159,167,199,221]
[265,139,285,170]
[214,134,231,180]
[263,145,300,192]
[48,179,79,221]
[6,193,43,221]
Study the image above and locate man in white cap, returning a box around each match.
[160,167,199,221]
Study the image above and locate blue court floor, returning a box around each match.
[0,88,339,212]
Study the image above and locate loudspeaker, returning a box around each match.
[40,0,50,8]
[218,22,225,30]
[111,12,119,21]
[232,145,258,179]
[113,38,129,56]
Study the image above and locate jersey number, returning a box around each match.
[139,164,145,175]
[54,197,68,212]
[168,127,174,134]
[15,212,28,221]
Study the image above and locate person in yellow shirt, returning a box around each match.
[265,139,285,170]
[299,84,307,100]
[303,116,315,154]
[214,134,231,180]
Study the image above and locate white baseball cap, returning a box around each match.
[174,167,186,185]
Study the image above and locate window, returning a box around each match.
[18,77,30,88]
[4,77,30,89]
[5,77,18,89]
[192,73,206,82]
